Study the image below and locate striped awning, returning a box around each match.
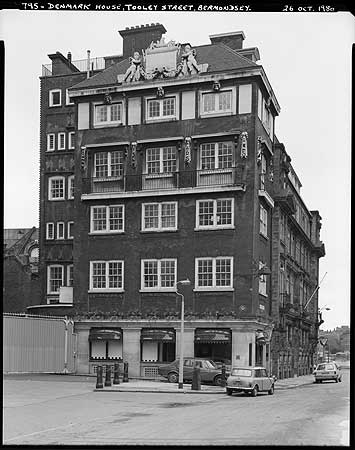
[195,329,231,343]
[89,329,122,341]
[141,329,175,342]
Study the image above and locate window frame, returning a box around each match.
[67,221,74,239]
[90,205,125,234]
[260,204,268,237]
[145,95,178,122]
[140,258,177,292]
[67,264,74,287]
[144,146,178,176]
[258,261,268,297]
[47,264,64,294]
[66,88,74,106]
[58,132,66,150]
[47,133,55,152]
[48,176,65,201]
[46,222,55,240]
[49,89,62,107]
[195,256,234,291]
[195,198,234,230]
[93,150,124,179]
[199,87,236,118]
[57,222,65,240]
[68,175,74,200]
[141,201,178,232]
[198,141,234,171]
[89,260,124,292]
[68,131,75,149]
[93,101,124,127]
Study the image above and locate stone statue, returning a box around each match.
[180,44,199,76]
[123,52,144,82]
[240,132,248,159]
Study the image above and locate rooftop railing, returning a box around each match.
[42,57,106,77]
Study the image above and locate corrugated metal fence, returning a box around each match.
[3,313,77,373]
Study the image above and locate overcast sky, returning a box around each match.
[1,10,353,330]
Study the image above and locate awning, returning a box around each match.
[89,329,122,341]
[141,329,175,342]
[195,329,231,344]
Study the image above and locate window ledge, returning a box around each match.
[93,123,124,129]
[89,232,125,236]
[48,105,62,108]
[259,232,269,240]
[199,111,234,118]
[140,289,176,293]
[88,290,124,293]
[93,176,123,182]
[194,226,235,231]
[193,288,234,292]
[259,293,268,298]
[145,117,178,124]
[48,198,66,201]
[141,229,177,233]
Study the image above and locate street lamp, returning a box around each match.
[175,278,191,389]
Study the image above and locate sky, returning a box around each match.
[1,9,353,330]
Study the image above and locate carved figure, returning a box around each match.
[123,52,144,82]
[213,80,221,91]
[104,93,112,104]
[156,86,165,98]
[80,146,87,171]
[180,44,199,76]
[240,131,248,159]
[131,142,137,168]
[184,137,192,165]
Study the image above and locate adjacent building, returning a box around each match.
[30,24,325,378]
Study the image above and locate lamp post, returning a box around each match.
[318,307,330,363]
[175,279,191,389]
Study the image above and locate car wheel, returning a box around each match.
[268,384,274,395]
[213,375,223,386]
[167,372,178,383]
[251,385,258,397]
[226,388,233,396]
[335,377,339,383]
[339,377,342,382]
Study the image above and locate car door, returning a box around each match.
[200,360,213,382]
[260,368,270,391]
[183,359,194,380]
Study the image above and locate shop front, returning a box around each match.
[194,328,232,366]
[88,327,123,373]
[140,328,176,378]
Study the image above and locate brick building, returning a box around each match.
[30,24,325,378]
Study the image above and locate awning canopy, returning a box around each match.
[141,329,175,342]
[89,329,122,341]
[195,329,231,344]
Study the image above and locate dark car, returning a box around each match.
[158,357,227,386]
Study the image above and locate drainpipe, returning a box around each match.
[86,50,91,79]
[63,316,73,374]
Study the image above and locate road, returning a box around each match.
[3,371,350,446]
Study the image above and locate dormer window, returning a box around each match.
[94,102,123,127]
[199,88,236,118]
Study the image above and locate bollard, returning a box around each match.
[221,363,226,387]
[123,362,129,382]
[191,364,201,390]
[113,363,120,385]
[104,365,112,387]
[96,365,103,389]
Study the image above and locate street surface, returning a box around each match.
[3,371,350,446]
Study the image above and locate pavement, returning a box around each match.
[94,374,316,394]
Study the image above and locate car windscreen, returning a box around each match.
[203,360,216,369]
[231,369,252,377]
[317,364,334,370]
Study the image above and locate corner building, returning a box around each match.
[34,24,325,378]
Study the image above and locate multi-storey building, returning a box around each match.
[30,23,325,378]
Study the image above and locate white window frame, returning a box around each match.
[89,260,124,292]
[48,176,65,201]
[46,222,55,240]
[195,198,234,230]
[195,257,234,291]
[49,89,62,107]
[66,88,74,106]
[142,202,177,232]
[198,142,234,170]
[93,151,124,179]
[68,132,75,149]
[93,101,124,127]
[145,146,178,176]
[260,204,268,237]
[58,132,66,150]
[47,264,64,295]
[57,222,65,240]
[257,88,273,137]
[68,175,74,200]
[259,261,268,297]
[199,87,236,118]
[67,264,74,287]
[47,133,55,151]
[67,221,74,239]
[140,259,177,292]
[90,205,125,234]
[145,95,178,122]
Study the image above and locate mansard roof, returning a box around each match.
[70,43,258,91]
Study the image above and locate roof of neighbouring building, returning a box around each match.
[70,43,258,91]
[4,227,38,256]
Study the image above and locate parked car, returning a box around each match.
[313,362,342,383]
[226,367,276,397]
[158,357,228,386]
[212,359,232,372]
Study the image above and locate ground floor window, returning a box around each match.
[194,329,231,365]
[89,328,122,360]
[141,329,175,362]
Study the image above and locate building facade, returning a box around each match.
[31,24,325,378]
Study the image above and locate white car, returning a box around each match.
[313,362,342,383]
[226,367,276,397]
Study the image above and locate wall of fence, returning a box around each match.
[3,313,76,373]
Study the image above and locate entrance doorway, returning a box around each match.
[194,329,232,366]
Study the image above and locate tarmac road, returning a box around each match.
[3,370,350,446]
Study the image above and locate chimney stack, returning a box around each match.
[209,31,245,50]
[119,23,167,58]
[67,52,72,63]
